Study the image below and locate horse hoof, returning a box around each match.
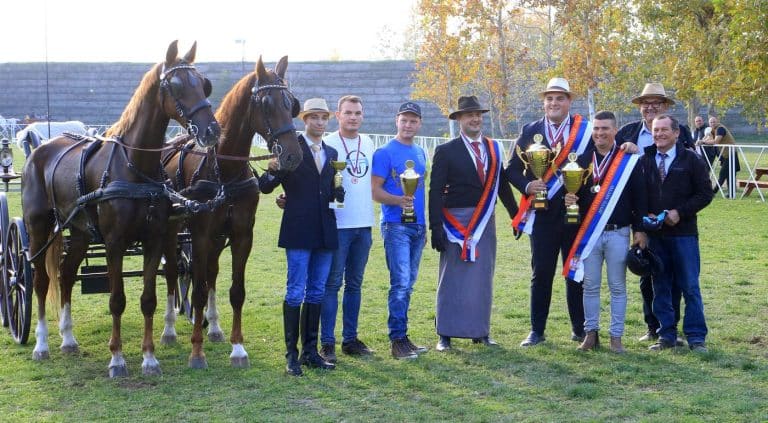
[208,332,226,343]
[109,365,129,378]
[231,356,250,369]
[60,345,80,354]
[142,365,163,376]
[160,335,177,345]
[188,357,208,369]
[32,350,50,361]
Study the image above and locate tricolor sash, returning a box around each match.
[512,114,593,234]
[442,137,501,262]
[563,150,640,282]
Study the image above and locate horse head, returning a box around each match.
[160,40,220,148]
[250,56,302,171]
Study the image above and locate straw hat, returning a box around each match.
[539,77,572,98]
[297,98,333,120]
[631,83,675,105]
[448,96,489,120]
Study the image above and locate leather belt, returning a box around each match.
[604,224,628,231]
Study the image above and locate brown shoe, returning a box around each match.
[341,338,373,356]
[319,343,337,363]
[610,336,626,354]
[391,338,418,360]
[405,336,428,354]
[577,331,600,351]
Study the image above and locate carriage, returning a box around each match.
[0,41,302,377]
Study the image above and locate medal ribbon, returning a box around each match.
[340,135,362,174]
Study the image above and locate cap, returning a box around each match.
[397,102,421,118]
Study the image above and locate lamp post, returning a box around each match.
[234,39,246,75]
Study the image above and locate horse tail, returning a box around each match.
[44,233,62,319]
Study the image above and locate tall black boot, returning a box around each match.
[283,301,303,376]
[300,303,335,370]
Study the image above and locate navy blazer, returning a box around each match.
[259,134,339,249]
[616,120,694,150]
[506,116,593,223]
[428,136,517,229]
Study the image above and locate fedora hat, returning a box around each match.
[297,98,333,120]
[448,96,489,120]
[539,77,572,98]
[631,83,675,105]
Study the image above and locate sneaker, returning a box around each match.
[341,338,373,356]
[648,339,676,351]
[391,338,418,360]
[319,343,337,363]
[689,343,708,353]
[638,331,659,342]
[405,336,428,354]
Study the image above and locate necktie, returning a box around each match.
[470,141,485,183]
[311,143,323,173]
[658,153,668,182]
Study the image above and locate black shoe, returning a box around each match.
[472,336,499,346]
[648,339,677,351]
[520,331,546,347]
[319,343,337,363]
[689,343,708,353]
[405,336,428,354]
[341,338,373,356]
[300,351,336,370]
[436,336,451,352]
[391,338,418,360]
[571,332,586,342]
[638,330,659,342]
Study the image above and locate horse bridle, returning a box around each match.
[160,63,213,139]
[250,79,298,162]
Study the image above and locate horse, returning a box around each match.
[21,40,220,377]
[160,56,302,369]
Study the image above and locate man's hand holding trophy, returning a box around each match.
[516,134,559,210]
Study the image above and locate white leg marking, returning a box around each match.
[33,318,50,360]
[161,295,177,344]
[59,303,79,353]
[206,289,225,341]
[141,351,162,376]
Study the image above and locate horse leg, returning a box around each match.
[140,240,163,376]
[205,234,225,343]
[188,220,210,369]
[227,228,252,368]
[160,226,180,345]
[105,244,128,378]
[29,222,55,361]
[57,232,88,354]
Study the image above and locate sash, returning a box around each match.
[563,150,640,282]
[512,114,593,234]
[442,137,501,262]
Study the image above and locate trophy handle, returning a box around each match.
[584,163,594,184]
[515,145,529,166]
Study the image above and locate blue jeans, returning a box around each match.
[582,227,629,337]
[381,222,426,341]
[284,249,334,307]
[649,236,708,345]
[320,227,372,345]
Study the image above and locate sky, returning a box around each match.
[3,0,416,63]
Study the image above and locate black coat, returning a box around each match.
[616,120,694,150]
[639,142,713,237]
[258,135,339,249]
[428,136,517,229]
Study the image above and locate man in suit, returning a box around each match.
[507,77,593,347]
[429,95,518,351]
[259,98,342,376]
[616,83,688,343]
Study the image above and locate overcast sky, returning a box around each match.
[3,0,416,63]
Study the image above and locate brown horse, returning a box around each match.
[21,41,220,377]
[161,56,302,368]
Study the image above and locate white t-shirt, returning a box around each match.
[323,131,375,229]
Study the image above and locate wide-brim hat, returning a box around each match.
[539,77,572,98]
[297,98,333,120]
[448,95,489,120]
[631,83,675,105]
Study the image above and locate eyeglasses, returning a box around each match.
[640,101,665,108]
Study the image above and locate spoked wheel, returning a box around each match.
[5,218,33,344]
[173,232,208,328]
[0,193,9,328]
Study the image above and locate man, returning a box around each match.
[640,114,712,352]
[371,101,429,359]
[259,98,341,376]
[429,95,518,351]
[320,95,376,362]
[702,114,740,194]
[616,83,687,343]
[692,115,715,165]
[507,78,593,347]
[563,111,648,353]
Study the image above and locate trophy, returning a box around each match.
[516,134,559,210]
[330,161,347,209]
[561,153,592,224]
[399,159,421,223]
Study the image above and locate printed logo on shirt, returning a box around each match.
[343,150,370,178]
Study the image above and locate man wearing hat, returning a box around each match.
[371,101,429,359]
[259,98,343,376]
[429,95,518,351]
[507,77,593,347]
[616,83,691,343]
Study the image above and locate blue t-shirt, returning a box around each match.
[371,139,428,225]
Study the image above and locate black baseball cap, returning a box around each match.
[397,102,421,118]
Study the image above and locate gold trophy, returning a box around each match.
[399,159,421,223]
[516,134,559,210]
[561,153,592,224]
[330,161,347,209]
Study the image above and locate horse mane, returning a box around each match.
[104,62,164,137]
[215,72,257,131]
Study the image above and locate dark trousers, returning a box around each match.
[640,274,681,332]
[529,222,584,337]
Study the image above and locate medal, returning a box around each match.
[591,185,601,193]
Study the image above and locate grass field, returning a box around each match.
[0,148,766,422]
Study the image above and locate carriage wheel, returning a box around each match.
[0,194,10,328]
[174,237,193,323]
[4,218,33,344]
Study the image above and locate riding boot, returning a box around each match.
[577,330,600,351]
[283,301,303,376]
[300,303,335,370]
[610,336,626,354]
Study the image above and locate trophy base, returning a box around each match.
[565,214,581,225]
[532,199,548,210]
[401,215,416,224]
[329,202,344,209]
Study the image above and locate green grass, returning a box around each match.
[0,148,766,422]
